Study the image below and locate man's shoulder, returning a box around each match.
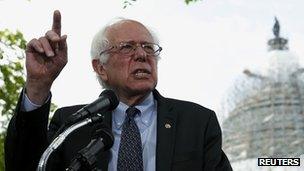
[159,96,219,132]
[53,104,86,121]
[57,104,86,111]
[165,97,214,116]
[156,92,216,121]
[56,104,86,113]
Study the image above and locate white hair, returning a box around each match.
[90,18,160,88]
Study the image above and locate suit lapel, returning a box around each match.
[154,90,177,171]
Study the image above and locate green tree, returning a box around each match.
[0,133,5,170]
[0,29,26,125]
[184,0,201,4]
[123,0,201,8]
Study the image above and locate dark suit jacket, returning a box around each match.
[5,89,232,171]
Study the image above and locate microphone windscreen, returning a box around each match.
[99,90,119,111]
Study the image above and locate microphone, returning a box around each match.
[66,90,119,125]
[67,124,114,171]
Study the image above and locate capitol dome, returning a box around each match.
[221,18,304,170]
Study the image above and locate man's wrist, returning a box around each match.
[25,79,52,105]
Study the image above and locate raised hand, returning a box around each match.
[25,10,68,104]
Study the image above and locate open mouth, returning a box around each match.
[132,69,151,78]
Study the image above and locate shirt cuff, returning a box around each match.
[21,92,51,112]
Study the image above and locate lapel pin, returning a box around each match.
[165,123,171,129]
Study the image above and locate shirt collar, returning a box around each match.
[113,93,155,129]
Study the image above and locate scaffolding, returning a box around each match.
[221,18,304,165]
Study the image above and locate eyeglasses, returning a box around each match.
[99,41,162,56]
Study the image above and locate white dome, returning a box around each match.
[266,50,300,81]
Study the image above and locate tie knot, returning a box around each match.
[126,107,140,118]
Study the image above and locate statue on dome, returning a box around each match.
[273,17,280,38]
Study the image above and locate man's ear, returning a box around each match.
[92,59,108,82]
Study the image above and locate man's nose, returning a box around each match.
[133,45,147,62]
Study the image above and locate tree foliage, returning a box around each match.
[0,133,4,170]
[184,0,201,4]
[123,0,201,8]
[0,29,26,124]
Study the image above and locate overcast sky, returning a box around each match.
[1,0,304,123]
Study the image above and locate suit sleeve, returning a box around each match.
[203,111,232,171]
[5,90,51,171]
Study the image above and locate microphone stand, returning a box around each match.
[37,115,103,171]
[66,121,114,171]
[67,137,105,171]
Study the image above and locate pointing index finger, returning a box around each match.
[52,10,61,36]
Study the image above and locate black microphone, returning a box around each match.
[67,124,114,171]
[66,90,119,125]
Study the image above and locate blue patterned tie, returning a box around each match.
[117,107,143,171]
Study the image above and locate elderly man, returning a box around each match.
[5,10,232,171]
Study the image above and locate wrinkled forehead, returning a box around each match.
[105,20,154,44]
